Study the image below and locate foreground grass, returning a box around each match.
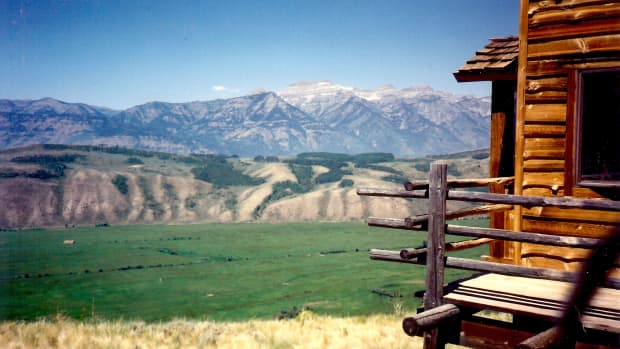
[0,312,474,349]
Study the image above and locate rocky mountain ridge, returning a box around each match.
[0,81,490,156]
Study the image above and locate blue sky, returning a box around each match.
[1,0,519,109]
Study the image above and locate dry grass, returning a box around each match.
[0,313,429,349]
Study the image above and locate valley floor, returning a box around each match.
[0,313,478,349]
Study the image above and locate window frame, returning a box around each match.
[566,67,620,191]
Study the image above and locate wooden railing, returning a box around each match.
[357,161,620,349]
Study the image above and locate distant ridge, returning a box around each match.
[0,81,490,157]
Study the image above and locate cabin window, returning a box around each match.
[575,68,620,188]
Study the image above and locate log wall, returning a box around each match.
[507,0,620,272]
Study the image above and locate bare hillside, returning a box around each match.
[0,145,489,228]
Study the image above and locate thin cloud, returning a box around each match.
[212,85,240,93]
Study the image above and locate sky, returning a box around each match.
[1,0,519,110]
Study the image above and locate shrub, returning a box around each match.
[352,152,395,165]
[356,164,403,175]
[382,174,409,184]
[112,175,129,195]
[339,179,354,188]
[471,152,489,160]
[191,159,263,187]
[11,154,84,164]
[315,168,344,184]
[414,162,430,172]
[125,157,144,165]
[289,164,313,191]
[447,164,462,177]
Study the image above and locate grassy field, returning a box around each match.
[0,221,488,322]
[1,314,476,349]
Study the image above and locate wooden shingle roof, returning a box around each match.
[454,36,519,82]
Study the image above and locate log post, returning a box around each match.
[515,326,574,349]
[423,161,449,349]
[403,304,460,337]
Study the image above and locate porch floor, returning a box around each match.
[443,273,620,333]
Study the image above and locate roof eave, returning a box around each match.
[453,70,517,83]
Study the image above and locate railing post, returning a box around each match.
[423,161,449,349]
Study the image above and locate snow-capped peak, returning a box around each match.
[278,81,354,102]
[278,81,450,104]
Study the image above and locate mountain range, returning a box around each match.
[0,81,491,156]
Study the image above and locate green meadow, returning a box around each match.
[0,221,487,322]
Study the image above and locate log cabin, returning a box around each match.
[454,0,620,276]
[359,1,620,348]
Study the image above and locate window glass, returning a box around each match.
[579,69,620,183]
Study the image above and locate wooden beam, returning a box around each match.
[529,17,620,42]
[400,238,493,259]
[529,4,620,28]
[523,125,566,138]
[515,0,530,265]
[446,225,606,249]
[424,162,448,349]
[515,326,573,349]
[446,190,620,212]
[369,249,416,263]
[403,177,515,191]
[356,187,428,199]
[525,77,568,94]
[453,70,517,83]
[367,205,513,230]
[402,304,460,337]
[369,251,620,288]
[446,257,578,283]
[524,104,566,123]
[528,34,620,58]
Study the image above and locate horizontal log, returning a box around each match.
[525,91,567,104]
[446,225,607,249]
[522,172,564,190]
[528,34,620,58]
[523,206,620,225]
[400,238,493,259]
[356,187,427,199]
[367,217,424,230]
[522,188,564,197]
[525,77,568,94]
[523,125,566,138]
[369,249,419,264]
[529,17,620,42]
[522,218,619,238]
[524,138,566,152]
[447,190,620,212]
[528,0,614,17]
[527,59,567,77]
[520,243,592,263]
[563,60,620,70]
[403,177,515,191]
[523,149,566,160]
[370,252,620,288]
[515,325,571,349]
[361,186,620,212]
[529,3,620,28]
[523,159,566,172]
[524,104,567,123]
[367,204,513,230]
[446,257,579,283]
[402,304,460,336]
